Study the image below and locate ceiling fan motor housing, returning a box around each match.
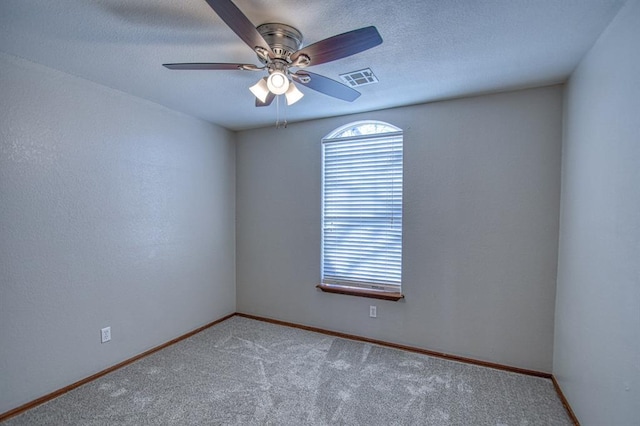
[256,23,303,62]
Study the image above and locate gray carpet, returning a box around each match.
[5,316,572,425]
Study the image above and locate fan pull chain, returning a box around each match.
[275,96,288,129]
[282,97,288,128]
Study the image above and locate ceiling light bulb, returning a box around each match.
[249,78,269,103]
[285,82,304,105]
[267,71,289,95]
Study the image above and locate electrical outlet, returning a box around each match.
[101,327,111,343]
[369,306,377,318]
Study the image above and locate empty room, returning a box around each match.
[1,0,638,425]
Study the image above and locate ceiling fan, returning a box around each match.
[163,0,383,107]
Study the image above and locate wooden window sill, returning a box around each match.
[316,284,404,301]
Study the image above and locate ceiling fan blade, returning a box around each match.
[203,0,273,56]
[256,92,276,107]
[294,71,360,102]
[291,26,382,67]
[163,63,257,70]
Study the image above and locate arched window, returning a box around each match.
[326,121,401,138]
[320,121,404,299]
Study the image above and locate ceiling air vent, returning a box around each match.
[339,68,378,87]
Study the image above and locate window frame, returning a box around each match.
[318,121,404,301]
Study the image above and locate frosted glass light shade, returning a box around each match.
[267,71,289,95]
[249,78,269,102]
[285,82,304,105]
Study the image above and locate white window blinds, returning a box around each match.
[322,128,403,291]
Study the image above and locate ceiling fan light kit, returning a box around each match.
[249,78,270,103]
[266,70,290,95]
[284,83,304,106]
[163,0,383,111]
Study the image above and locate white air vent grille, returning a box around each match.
[339,68,378,87]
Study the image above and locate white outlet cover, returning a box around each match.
[101,326,111,343]
[369,306,377,318]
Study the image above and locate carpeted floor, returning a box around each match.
[5,316,572,425]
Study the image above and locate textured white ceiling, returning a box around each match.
[0,0,625,130]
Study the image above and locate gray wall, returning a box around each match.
[236,86,563,372]
[0,53,236,414]
[553,0,640,424]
